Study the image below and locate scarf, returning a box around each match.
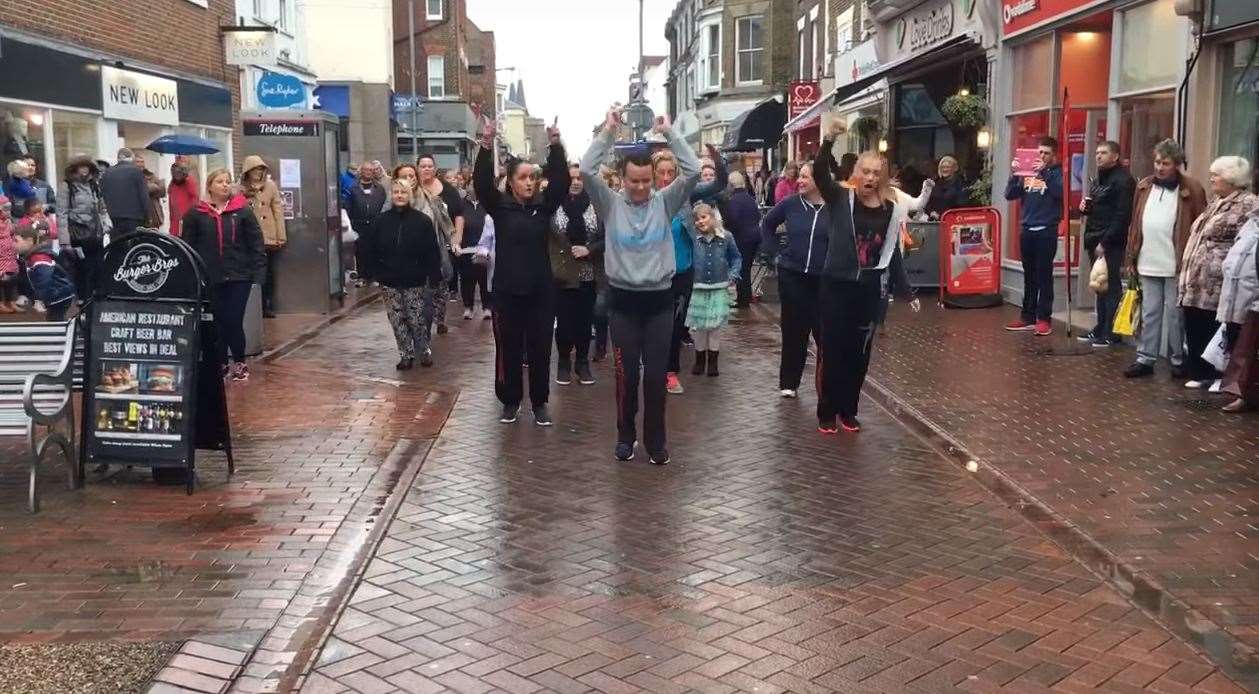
[1153,171,1180,191]
[561,192,591,245]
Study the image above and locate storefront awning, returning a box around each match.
[830,34,980,106]
[720,98,786,152]
[783,90,834,134]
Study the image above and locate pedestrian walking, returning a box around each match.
[99,148,150,236]
[553,163,601,386]
[1123,139,1207,378]
[724,171,761,309]
[417,154,464,335]
[1004,136,1064,337]
[812,120,920,434]
[1219,214,1259,412]
[685,203,741,377]
[761,162,830,398]
[1078,141,1135,347]
[474,120,568,427]
[241,155,287,318]
[61,156,110,301]
[580,107,701,465]
[168,157,199,238]
[359,180,443,370]
[180,169,266,381]
[1178,156,1258,389]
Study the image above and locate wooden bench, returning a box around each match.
[0,321,81,512]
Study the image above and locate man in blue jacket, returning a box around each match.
[1004,137,1064,337]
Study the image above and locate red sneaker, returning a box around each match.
[1034,320,1053,336]
[666,372,684,394]
[1005,319,1035,331]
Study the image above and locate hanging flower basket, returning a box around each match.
[941,93,987,129]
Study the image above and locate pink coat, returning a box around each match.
[774,178,797,205]
[0,218,17,276]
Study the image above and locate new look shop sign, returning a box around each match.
[101,65,179,126]
[256,71,307,109]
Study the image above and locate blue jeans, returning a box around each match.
[1020,227,1058,322]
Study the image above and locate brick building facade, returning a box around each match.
[1,0,242,230]
[392,0,495,167]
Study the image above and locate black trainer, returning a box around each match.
[555,359,572,385]
[840,416,862,433]
[396,358,414,371]
[500,404,519,423]
[533,405,553,427]
[649,450,671,466]
[1124,362,1154,378]
[419,349,434,367]
[575,361,595,385]
[614,440,636,462]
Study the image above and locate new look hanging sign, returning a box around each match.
[101,65,179,126]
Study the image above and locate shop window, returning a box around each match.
[1118,0,1180,94]
[205,129,232,180]
[1059,31,1111,108]
[426,0,442,20]
[1218,38,1259,176]
[736,16,764,85]
[1010,36,1053,112]
[52,110,99,202]
[1,103,46,186]
[1119,92,1174,177]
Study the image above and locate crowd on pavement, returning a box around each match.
[3,103,1257,465]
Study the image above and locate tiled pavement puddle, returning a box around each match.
[867,303,1259,687]
[303,305,1246,693]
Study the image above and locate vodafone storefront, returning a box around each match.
[994,0,1191,305]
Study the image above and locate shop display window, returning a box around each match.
[52,110,99,202]
[1118,0,1180,95]
[1,102,46,183]
[1011,36,1053,112]
[1218,38,1259,178]
[1118,92,1174,177]
[205,129,232,179]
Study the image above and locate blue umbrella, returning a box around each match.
[145,134,220,155]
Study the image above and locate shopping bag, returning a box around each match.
[1202,324,1230,372]
[1088,256,1109,294]
[1112,284,1140,337]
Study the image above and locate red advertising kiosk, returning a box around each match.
[939,207,1004,308]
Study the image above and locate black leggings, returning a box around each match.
[457,254,490,310]
[556,281,596,364]
[215,280,252,363]
[816,274,883,421]
[668,268,694,373]
[0,277,17,303]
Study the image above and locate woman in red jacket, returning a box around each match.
[180,169,266,381]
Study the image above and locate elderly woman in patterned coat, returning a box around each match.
[1178,156,1259,388]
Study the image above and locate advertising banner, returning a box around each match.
[940,207,1002,302]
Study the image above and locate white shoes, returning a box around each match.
[780,389,797,399]
[1208,379,1222,393]
[1185,380,1210,389]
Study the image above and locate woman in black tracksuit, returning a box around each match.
[811,122,919,434]
[180,169,267,381]
[473,122,569,427]
[459,191,492,318]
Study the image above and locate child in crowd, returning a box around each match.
[13,220,75,321]
[0,195,18,313]
[685,203,741,377]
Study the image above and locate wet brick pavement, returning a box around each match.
[302,305,1246,693]
[0,293,450,654]
[864,302,1259,687]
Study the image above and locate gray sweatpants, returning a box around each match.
[1136,275,1185,366]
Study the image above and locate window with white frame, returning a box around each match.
[427,0,442,20]
[835,7,854,55]
[810,19,819,79]
[699,23,721,92]
[428,55,446,98]
[253,0,264,19]
[277,0,288,30]
[737,15,764,85]
[798,27,806,79]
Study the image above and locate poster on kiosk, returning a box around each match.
[938,207,1004,308]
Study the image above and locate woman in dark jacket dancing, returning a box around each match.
[180,168,266,381]
[359,180,444,370]
[473,120,569,426]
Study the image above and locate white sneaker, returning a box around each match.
[780,389,797,399]
[481,309,492,320]
[1185,380,1209,389]
[1208,379,1222,393]
[33,300,46,314]
[463,308,473,320]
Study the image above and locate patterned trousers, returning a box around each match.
[427,285,448,328]
[382,286,435,359]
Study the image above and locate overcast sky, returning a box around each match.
[467,0,677,154]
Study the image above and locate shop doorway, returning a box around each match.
[116,121,174,233]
